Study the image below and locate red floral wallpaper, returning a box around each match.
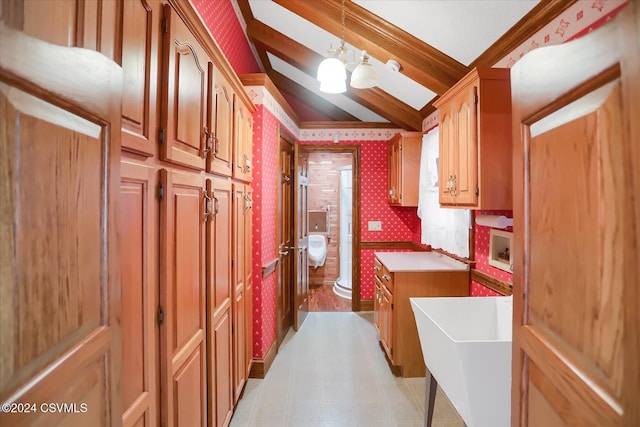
[192,0,260,74]
[300,140,421,299]
[251,105,279,358]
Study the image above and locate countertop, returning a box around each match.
[375,251,469,273]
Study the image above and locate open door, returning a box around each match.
[277,132,295,344]
[0,24,122,426]
[293,145,309,330]
[510,7,639,427]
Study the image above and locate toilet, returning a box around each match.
[307,234,327,268]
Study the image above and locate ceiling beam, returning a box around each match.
[274,0,468,95]
[247,19,422,130]
[470,0,579,69]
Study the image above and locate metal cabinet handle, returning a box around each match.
[203,193,213,220]
[382,274,390,281]
[374,265,380,271]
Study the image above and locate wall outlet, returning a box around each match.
[368,221,382,231]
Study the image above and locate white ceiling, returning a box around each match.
[247,0,540,123]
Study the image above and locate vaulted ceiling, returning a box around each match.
[236,0,577,130]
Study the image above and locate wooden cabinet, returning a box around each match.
[119,161,159,427]
[159,168,207,427]
[206,176,233,427]
[160,4,208,170]
[232,184,253,402]
[207,69,234,177]
[233,95,254,182]
[510,8,640,426]
[387,132,422,206]
[0,26,122,427]
[373,253,469,377]
[120,0,163,157]
[434,68,512,209]
[6,0,120,60]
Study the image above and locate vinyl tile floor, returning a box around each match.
[230,312,464,427]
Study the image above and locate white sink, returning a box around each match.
[410,296,513,427]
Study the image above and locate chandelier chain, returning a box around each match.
[341,0,346,49]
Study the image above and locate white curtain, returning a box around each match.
[417,128,470,258]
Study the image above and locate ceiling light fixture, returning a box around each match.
[317,0,379,93]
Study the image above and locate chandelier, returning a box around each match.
[316,0,379,93]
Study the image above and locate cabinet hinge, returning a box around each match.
[473,93,478,105]
[157,306,165,325]
[158,183,164,200]
[159,128,166,145]
[231,259,234,268]
[475,186,479,196]
[391,348,393,356]
[162,18,168,34]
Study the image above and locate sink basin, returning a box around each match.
[410,296,513,427]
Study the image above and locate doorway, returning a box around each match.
[298,144,361,312]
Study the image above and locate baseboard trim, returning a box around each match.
[249,339,277,379]
[360,299,374,311]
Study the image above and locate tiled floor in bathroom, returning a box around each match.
[230,312,464,427]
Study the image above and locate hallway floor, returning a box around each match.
[230,312,464,426]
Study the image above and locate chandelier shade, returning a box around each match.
[317,0,379,93]
[317,56,347,94]
[350,52,378,89]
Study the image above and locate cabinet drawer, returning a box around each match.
[374,258,394,292]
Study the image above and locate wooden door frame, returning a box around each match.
[297,144,362,312]
[276,125,295,346]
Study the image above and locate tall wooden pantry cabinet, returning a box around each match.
[0,1,255,427]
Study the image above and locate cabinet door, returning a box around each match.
[207,68,234,176]
[0,26,121,427]
[120,0,162,157]
[453,84,478,205]
[374,279,383,335]
[233,97,253,181]
[511,14,640,424]
[159,169,207,427]
[387,139,400,204]
[439,105,456,204]
[205,176,233,427]
[232,184,248,401]
[160,4,207,170]
[210,309,233,427]
[119,161,159,427]
[15,0,119,59]
[380,284,393,361]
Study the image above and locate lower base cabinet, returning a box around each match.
[374,255,470,378]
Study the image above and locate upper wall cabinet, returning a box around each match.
[207,67,234,177]
[434,68,512,209]
[9,0,119,60]
[160,4,208,171]
[233,95,253,182]
[120,0,162,157]
[387,132,422,207]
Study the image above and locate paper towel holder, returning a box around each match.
[489,229,513,272]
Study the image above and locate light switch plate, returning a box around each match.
[368,221,382,231]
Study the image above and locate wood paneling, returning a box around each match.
[120,160,159,427]
[0,23,122,426]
